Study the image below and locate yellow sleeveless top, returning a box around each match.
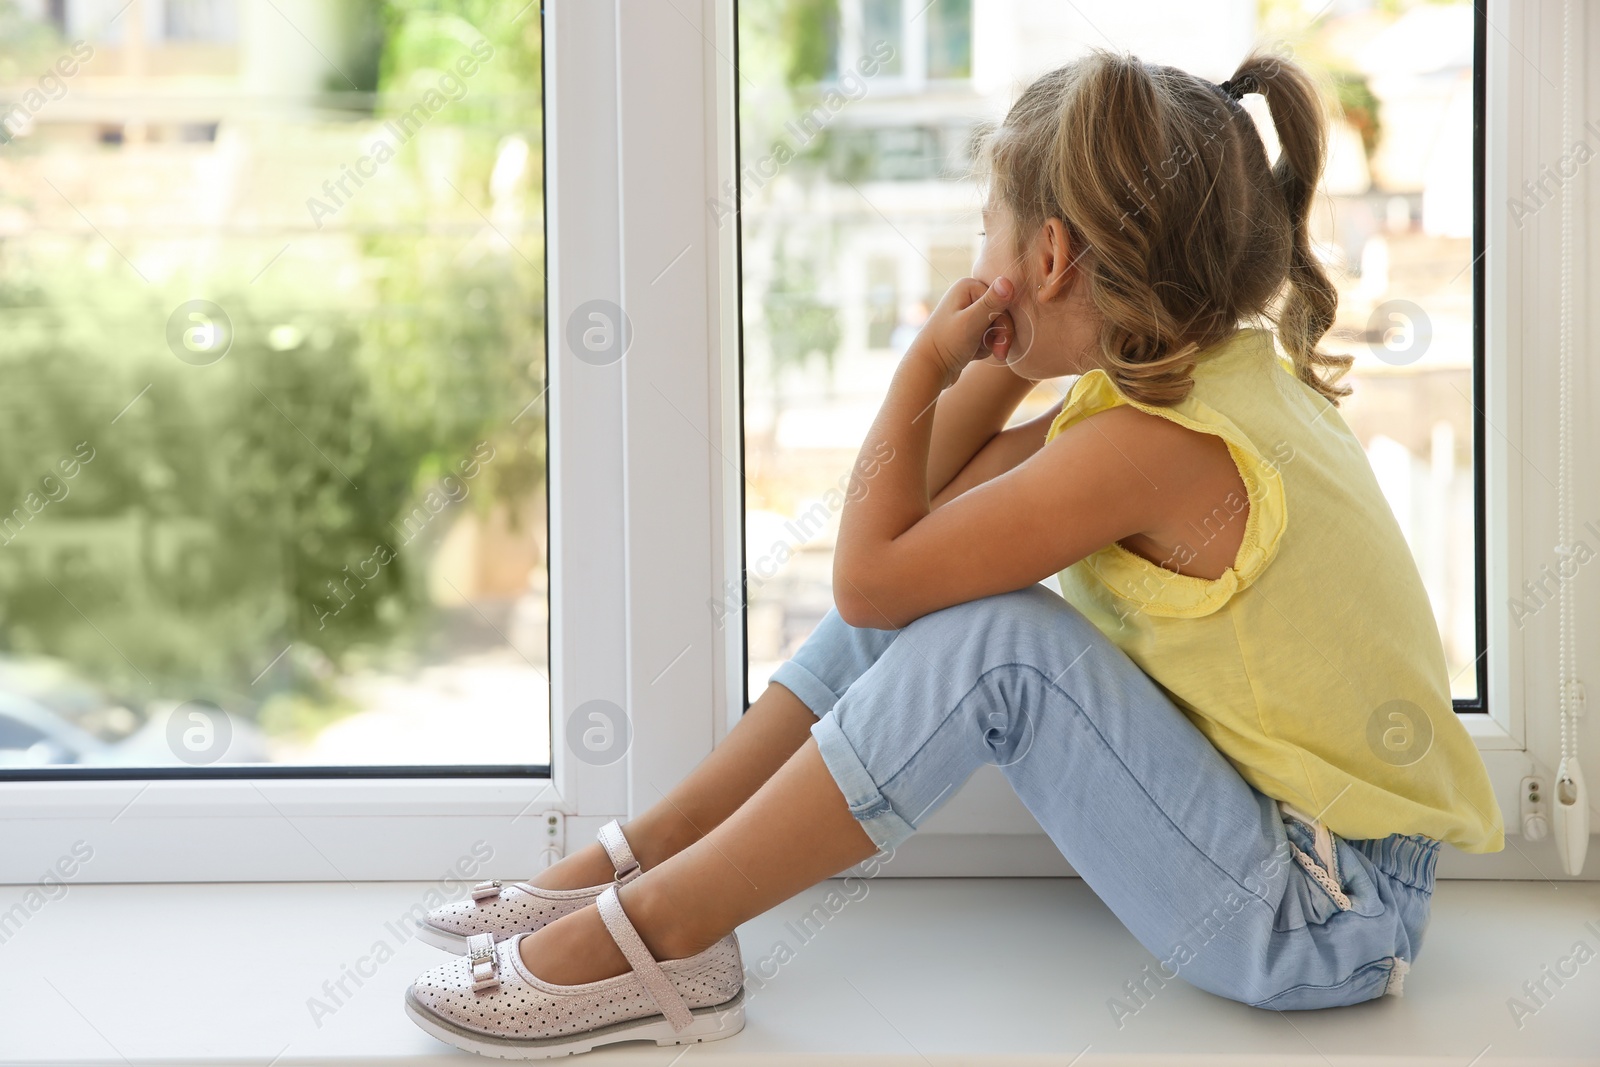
[1045,326,1504,853]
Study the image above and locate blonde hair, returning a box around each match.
[978,49,1351,405]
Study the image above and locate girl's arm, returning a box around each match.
[925,358,1038,498]
[930,406,1058,509]
[833,275,1189,629]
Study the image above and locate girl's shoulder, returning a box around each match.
[1050,328,1280,425]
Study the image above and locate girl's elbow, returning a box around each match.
[833,553,909,629]
[835,598,881,630]
[833,582,905,630]
[832,583,872,628]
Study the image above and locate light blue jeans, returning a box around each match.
[769,585,1439,1010]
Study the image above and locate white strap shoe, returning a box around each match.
[414,819,644,952]
[405,884,745,1058]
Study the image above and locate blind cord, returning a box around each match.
[1553,0,1587,876]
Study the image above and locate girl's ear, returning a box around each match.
[1036,217,1080,300]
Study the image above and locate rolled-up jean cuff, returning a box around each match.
[810,713,917,852]
[769,659,842,718]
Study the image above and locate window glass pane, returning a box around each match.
[861,0,902,76]
[738,0,1480,702]
[924,0,970,80]
[0,1,549,769]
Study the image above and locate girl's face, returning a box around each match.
[970,198,1099,381]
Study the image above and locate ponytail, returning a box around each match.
[1222,52,1350,403]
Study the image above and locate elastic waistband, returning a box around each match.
[1347,833,1441,891]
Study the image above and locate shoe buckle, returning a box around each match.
[470,880,501,903]
[612,860,639,884]
[466,933,500,993]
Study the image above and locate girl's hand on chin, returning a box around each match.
[909,275,1017,387]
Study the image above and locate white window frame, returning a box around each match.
[1476,0,1598,872]
[0,0,733,884]
[0,0,1592,885]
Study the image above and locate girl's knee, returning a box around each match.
[902,585,1101,654]
[907,585,1068,631]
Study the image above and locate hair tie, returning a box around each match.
[1215,74,1256,101]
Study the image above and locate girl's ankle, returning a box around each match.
[626,814,703,871]
[530,844,616,890]
[619,879,725,962]
[528,814,703,891]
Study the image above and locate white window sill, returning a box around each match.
[4,877,1596,1065]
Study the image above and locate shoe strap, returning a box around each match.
[597,820,642,883]
[595,884,692,1031]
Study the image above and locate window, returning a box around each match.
[1,0,736,884]
[737,0,1486,709]
[862,0,904,77]
[161,0,238,43]
[0,4,549,772]
[925,0,972,80]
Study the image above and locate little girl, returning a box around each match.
[404,48,1504,1057]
